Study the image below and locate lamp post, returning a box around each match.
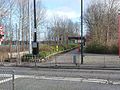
[118,10,120,58]
[32,0,39,55]
[81,0,84,64]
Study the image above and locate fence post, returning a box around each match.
[55,55,57,67]
[34,55,37,68]
[73,55,77,65]
[0,56,2,65]
[12,71,15,90]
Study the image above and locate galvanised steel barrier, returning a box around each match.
[0,70,14,90]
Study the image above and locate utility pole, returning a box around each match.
[16,24,18,52]
[32,0,39,55]
[81,0,84,64]
[118,10,120,58]
[28,0,32,54]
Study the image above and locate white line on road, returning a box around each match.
[0,74,120,85]
[16,75,117,85]
[0,76,19,84]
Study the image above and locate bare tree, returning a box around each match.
[15,0,46,51]
[84,0,120,46]
[47,16,80,46]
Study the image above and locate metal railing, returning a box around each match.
[0,70,14,90]
[0,52,120,68]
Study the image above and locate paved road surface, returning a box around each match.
[0,67,120,90]
[14,79,120,90]
[1,49,120,90]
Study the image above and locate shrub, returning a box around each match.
[21,54,33,62]
[21,52,48,62]
[62,44,78,50]
[39,44,54,52]
[39,51,48,58]
[85,42,108,54]
[58,45,64,51]
[68,44,78,49]
[109,45,118,54]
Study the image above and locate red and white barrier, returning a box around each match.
[0,25,4,45]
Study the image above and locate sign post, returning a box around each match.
[32,0,39,56]
[32,0,39,68]
[81,0,84,64]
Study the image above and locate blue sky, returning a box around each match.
[40,0,90,36]
[41,0,90,21]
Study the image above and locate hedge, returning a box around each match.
[85,42,118,54]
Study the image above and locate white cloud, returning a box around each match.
[46,7,80,20]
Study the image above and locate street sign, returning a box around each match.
[32,42,37,48]
[32,41,39,55]
[0,26,4,45]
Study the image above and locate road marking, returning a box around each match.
[0,78,13,84]
[0,76,19,84]
[16,75,116,85]
[0,74,21,84]
[0,74,120,85]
